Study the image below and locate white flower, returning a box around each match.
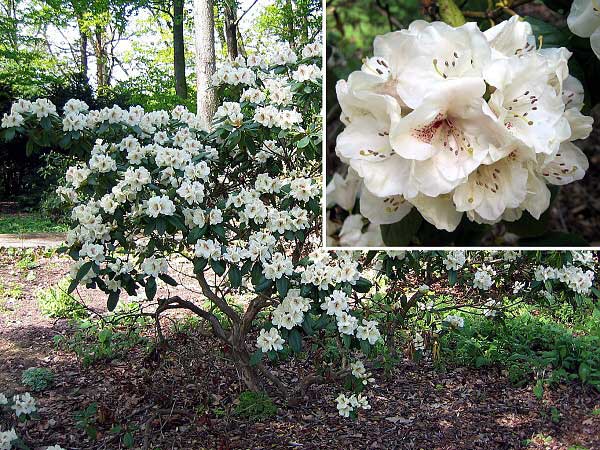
[0,429,18,450]
[79,242,105,264]
[336,311,358,335]
[567,0,600,60]
[321,290,349,317]
[46,446,66,450]
[337,214,383,247]
[443,251,466,271]
[334,18,592,233]
[473,265,495,290]
[336,393,353,417]
[0,393,7,405]
[141,256,168,278]
[256,328,285,353]
[445,314,464,328]
[11,392,36,417]
[146,195,176,218]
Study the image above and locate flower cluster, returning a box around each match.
[0,391,64,450]
[473,264,496,290]
[335,392,371,417]
[331,16,593,235]
[534,263,595,295]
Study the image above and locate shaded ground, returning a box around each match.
[1,252,599,449]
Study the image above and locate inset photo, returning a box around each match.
[326,0,600,247]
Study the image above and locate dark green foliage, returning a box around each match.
[440,311,600,389]
[234,391,277,420]
[21,367,55,392]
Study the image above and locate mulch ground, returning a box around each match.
[1,252,599,449]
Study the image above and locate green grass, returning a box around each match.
[0,213,69,234]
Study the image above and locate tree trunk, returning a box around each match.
[285,0,295,49]
[223,3,238,60]
[194,0,217,129]
[173,0,188,98]
[75,14,88,77]
[232,349,261,391]
[94,26,107,88]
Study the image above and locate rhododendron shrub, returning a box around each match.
[351,250,598,355]
[0,42,381,408]
[327,15,595,246]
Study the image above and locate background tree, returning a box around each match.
[194,0,216,127]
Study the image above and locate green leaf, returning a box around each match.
[342,334,352,349]
[359,339,371,356]
[353,277,372,293]
[288,329,302,353]
[579,362,591,383]
[145,277,157,301]
[276,277,290,298]
[123,432,134,448]
[533,381,544,400]
[212,224,226,241]
[68,278,79,294]
[75,261,93,283]
[297,136,310,148]
[159,273,178,286]
[380,208,422,246]
[228,265,242,287]
[194,258,208,274]
[448,270,457,286]
[249,349,263,366]
[156,218,167,235]
[187,226,206,243]
[255,277,273,293]
[210,259,226,276]
[107,290,120,311]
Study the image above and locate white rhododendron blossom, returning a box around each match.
[443,250,467,271]
[0,429,18,450]
[535,263,595,295]
[331,16,593,237]
[11,392,36,417]
[256,328,285,353]
[567,0,600,60]
[473,264,496,290]
[336,392,371,417]
[445,314,465,328]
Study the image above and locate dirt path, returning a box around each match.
[0,232,66,248]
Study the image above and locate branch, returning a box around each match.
[196,271,242,324]
[157,296,229,341]
[235,0,259,26]
[462,0,535,19]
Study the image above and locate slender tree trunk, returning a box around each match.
[194,0,217,129]
[94,26,107,88]
[223,3,238,60]
[285,0,295,49]
[173,0,188,98]
[80,32,88,75]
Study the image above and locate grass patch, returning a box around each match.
[0,213,69,234]
[234,391,277,420]
[37,279,89,320]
